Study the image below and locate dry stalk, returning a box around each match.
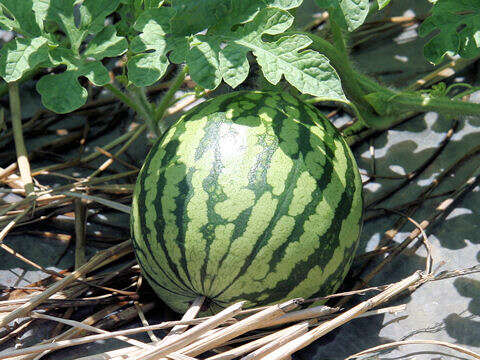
[381,209,433,274]
[0,240,131,329]
[357,165,478,290]
[135,301,159,343]
[0,319,33,346]
[0,163,19,181]
[129,301,245,360]
[179,299,302,358]
[74,198,87,268]
[22,304,127,360]
[0,165,24,189]
[94,146,140,171]
[0,204,33,243]
[206,324,310,360]
[433,264,480,281]
[366,119,458,209]
[130,301,247,359]
[87,124,145,179]
[346,339,480,360]
[161,296,205,343]
[261,271,423,360]
[30,312,152,350]
[85,302,404,360]
[0,307,242,359]
[341,154,480,307]
[166,354,199,360]
[260,305,338,328]
[240,322,309,360]
[64,191,131,214]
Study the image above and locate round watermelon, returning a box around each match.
[131,91,363,313]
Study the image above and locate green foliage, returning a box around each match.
[0,0,127,113]
[377,0,391,9]
[364,92,396,116]
[127,8,172,87]
[315,0,369,31]
[130,0,345,101]
[115,0,164,37]
[1,0,479,131]
[419,0,480,64]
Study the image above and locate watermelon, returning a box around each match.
[131,91,363,313]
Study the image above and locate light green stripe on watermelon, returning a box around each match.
[184,146,214,291]
[213,122,261,222]
[160,163,191,287]
[162,114,212,291]
[203,223,235,290]
[202,115,272,294]
[218,134,348,300]
[225,214,296,286]
[266,149,293,196]
[137,147,183,287]
[287,171,317,217]
[284,163,362,300]
[212,191,278,295]
[131,144,193,295]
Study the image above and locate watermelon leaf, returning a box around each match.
[0,0,126,113]
[130,2,345,101]
[0,0,43,37]
[190,8,345,101]
[127,8,173,87]
[314,0,370,31]
[0,37,50,83]
[377,0,391,9]
[419,0,480,64]
[0,7,16,31]
[36,48,112,114]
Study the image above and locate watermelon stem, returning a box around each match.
[293,31,480,130]
[155,65,189,130]
[105,82,159,137]
[129,86,159,137]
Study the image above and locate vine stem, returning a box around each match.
[9,82,34,195]
[383,92,480,116]
[155,66,189,126]
[301,31,480,125]
[105,83,159,137]
[329,18,347,56]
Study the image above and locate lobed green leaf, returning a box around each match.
[84,25,128,60]
[376,0,391,9]
[186,7,345,101]
[128,1,345,100]
[46,0,85,52]
[315,0,369,31]
[0,0,43,36]
[0,0,126,113]
[419,0,480,64]
[36,50,111,114]
[127,7,172,86]
[79,0,122,33]
[170,0,232,36]
[0,37,50,82]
